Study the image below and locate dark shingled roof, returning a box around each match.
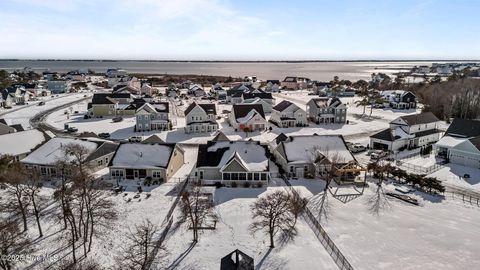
[212,131,230,142]
[445,118,480,138]
[370,128,398,142]
[272,100,294,112]
[468,136,480,151]
[184,102,217,116]
[399,112,439,126]
[232,104,265,120]
[9,124,24,132]
[0,119,7,125]
[91,93,131,105]
[142,135,165,144]
[196,141,230,167]
[85,141,119,162]
[275,133,288,144]
[242,92,272,100]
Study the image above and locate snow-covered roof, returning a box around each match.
[435,135,466,148]
[110,143,174,169]
[281,135,354,164]
[21,137,99,165]
[204,141,268,171]
[0,129,46,156]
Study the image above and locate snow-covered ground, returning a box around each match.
[428,163,480,191]
[1,93,92,129]
[291,183,480,270]
[160,186,338,270]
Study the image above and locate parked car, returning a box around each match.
[128,136,142,142]
[370,150,388,160]
[350,144,367,153]
[112,117,123,123]
[38,101,45,106]
[98,132,110,139]
[67,127,78,133]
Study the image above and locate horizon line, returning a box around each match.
[1,59,480,63]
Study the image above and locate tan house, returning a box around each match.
[108,143,184,182]
[88,93,134,117]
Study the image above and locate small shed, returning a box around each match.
[220,249,254,270]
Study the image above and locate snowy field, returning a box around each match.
[160,186,338,270]
[428,163,480,191]
[292,183,480,270]
[1,93,92,129]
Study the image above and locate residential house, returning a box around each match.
[135,102,170,132]
[184,102,219,134]
[226,84,256,104]
[241,91,274,113]
[108,143,184,181]
[113,85,141,96]
[273,134,364,183]
[88,93,134,117]
[270,100,307,127]
[22,137,118,177]
[188,84,206,97]
[281,76,310,90]
[195,140,270,186]
[0,119,24,135]
[47,80,69,94]
[0,129,49,161]
[106,68,128,78]
[380,90,417,109]
[370,112,441,152]
[434,118,480,168]
[141,83,158,96]
[306,97,347,124]
[229,104,267,132]
[265,80,280,92]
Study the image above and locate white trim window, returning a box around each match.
[111,169,124,177]
[152,170,162,179]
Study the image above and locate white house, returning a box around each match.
[434,118,480,168]
[184,102,219,134]
[229,104,267,132]
[188,84,206,97]
[270,100,307,127]
[370,112,441,152]
[195,140,270,187]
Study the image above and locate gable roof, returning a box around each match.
[242,92,273,100]
[445,118,480,138]
[212,131,230,142]
[232,104,265,120]
[184,102,216,116]
[309,97,344,108]
[370,128,396,142]
[91,93,131,105]
[277,134,355,164]
[109,143,175,169]
[274,133,288,144]
[0,129,48,156]
[196,140,269,171]
[399,112,439,126]
[142,135,165,144]
[273,100,295,112]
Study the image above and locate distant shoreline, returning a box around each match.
[1,59,479,63]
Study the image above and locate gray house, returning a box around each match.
[195,140,270,187]
[306,97,347,124]
[47,80,69,94]
[135,102,170,132]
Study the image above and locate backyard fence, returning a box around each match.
[443,183,480,207]
[396,162,443,175]
[281,176,355,270]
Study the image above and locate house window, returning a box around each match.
[261,173,267,180]
[152,171,162,179]
[231,173,239,180]
[253,173,259,180]
[247,173,253,180]
[239,173,246,180]
[111,169,124,177]
[223,173,231,180]
[40,167,47,175]
[199,170,204,180]
[98,160,103,166]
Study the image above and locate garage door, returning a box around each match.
[295,168,304,178]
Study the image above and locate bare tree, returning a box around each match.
[119,219,159,270]
[179,184,217,242]
[0,220,33,270]
[0,157,29,232]
[366,160,392,215]
[250,190,297,248]
[24,171,46,238]
[287,189,307,226]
